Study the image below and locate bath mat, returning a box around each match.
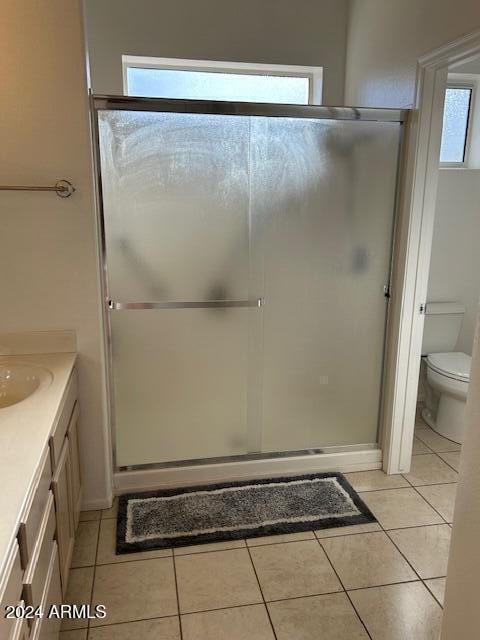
[116,472,376,553]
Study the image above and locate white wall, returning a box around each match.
[0,1,112,509]
[427,169,480,354]
[83,0,349,104]
[345,0,480,107]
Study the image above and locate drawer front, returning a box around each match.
[67,403,81,531]
[0,543,23,640]
[52,440,74,595]
[18,448,51,569]
[49,370,77,471]
[10,604,29,640]
[23,492,56,609]
[29,542,62,640]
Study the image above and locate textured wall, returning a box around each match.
[0,0,112,508]
[84,0,349,104]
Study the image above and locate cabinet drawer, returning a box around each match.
[52,440,74,595]
[18,448,51,569]
[49,370,77,470]
[10,604,29,640]
[67,403,82,531]
[29,542,62,640]
[23,492,56,610]
[0,543,23,640]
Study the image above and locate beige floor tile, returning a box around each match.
[249,540,341,601]
[182,604,275,640]
[404,454,458,486]
[415,427,461,453]
[412,437,432,455]
[96,518,171,564]
[349,582,443,640]
[438,451,462,472]
[359,488,443,529]
[315,522,381,539]
[321,531,416,589]
[388,525,451,579]
[175,548,262,613]
[344,470,409,492]
[101,497,118,519]
[268,593,369,640]
[79,510,101,522]
[59,631,88,640]
[416,484,457,523]
[246,531,315,547]
[60,567,94,631]
[174,539,246,555]
[88,617,180,639]
[71,520,99,568]
[425,577,446,606]
[91,558,177,626]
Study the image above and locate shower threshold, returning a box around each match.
[117,443,379,472]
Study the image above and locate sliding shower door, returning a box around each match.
[250,118,400,452]
[95,100,403,469]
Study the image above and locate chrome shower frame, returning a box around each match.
[90,93,407,477]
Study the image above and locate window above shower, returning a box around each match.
[122,56,323,104]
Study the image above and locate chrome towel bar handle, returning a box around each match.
[107,299,264,310]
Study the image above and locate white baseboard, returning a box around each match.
[114,448,382,494]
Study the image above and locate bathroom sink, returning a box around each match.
[0,362,52,409]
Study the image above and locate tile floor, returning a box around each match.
[61,416,460,640]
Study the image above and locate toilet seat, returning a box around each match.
[427,352,471,383]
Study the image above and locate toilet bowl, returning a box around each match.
[422,352,471,444]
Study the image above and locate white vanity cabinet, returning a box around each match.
[1,365,82,640]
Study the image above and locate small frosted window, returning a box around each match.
[126,67,310,105]
[440,87,472,164]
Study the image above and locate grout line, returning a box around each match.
[171,554,184,640]
[423,578,445,609]
[174,542,247,556]
[436,454,461,474]
[85,518,102,638]
[402,472,453,524]
[245,545,278,640]
[411,486,450,525]
[85,612,180,631]
[314,537,373,640]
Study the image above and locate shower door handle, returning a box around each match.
[107,298,264,310]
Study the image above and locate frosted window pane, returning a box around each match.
[440,87,472,163]
[126,67,309,104]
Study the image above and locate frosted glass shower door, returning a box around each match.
[96,100,403,469]
[98,111,256,467]
[250,117,401,452]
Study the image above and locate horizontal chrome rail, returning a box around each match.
[93,95,408,123]
[0,180,75,198]
[108,298,264,310]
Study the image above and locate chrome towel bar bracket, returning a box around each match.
[0,179,75,198]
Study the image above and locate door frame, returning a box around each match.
[381,29,480,474]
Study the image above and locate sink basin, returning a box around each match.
[0,362,52,409]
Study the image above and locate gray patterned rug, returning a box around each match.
[116,472,376,553]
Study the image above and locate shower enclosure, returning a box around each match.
[93,96,405,474]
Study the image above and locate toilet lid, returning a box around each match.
[427,352,471,382]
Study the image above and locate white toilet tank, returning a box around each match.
[422,302,465,355]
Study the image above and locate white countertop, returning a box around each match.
[0,352,76,579]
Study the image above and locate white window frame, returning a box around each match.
[439,80,475,168]
[122,55,323,105]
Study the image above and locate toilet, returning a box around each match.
[421,302,471,444]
